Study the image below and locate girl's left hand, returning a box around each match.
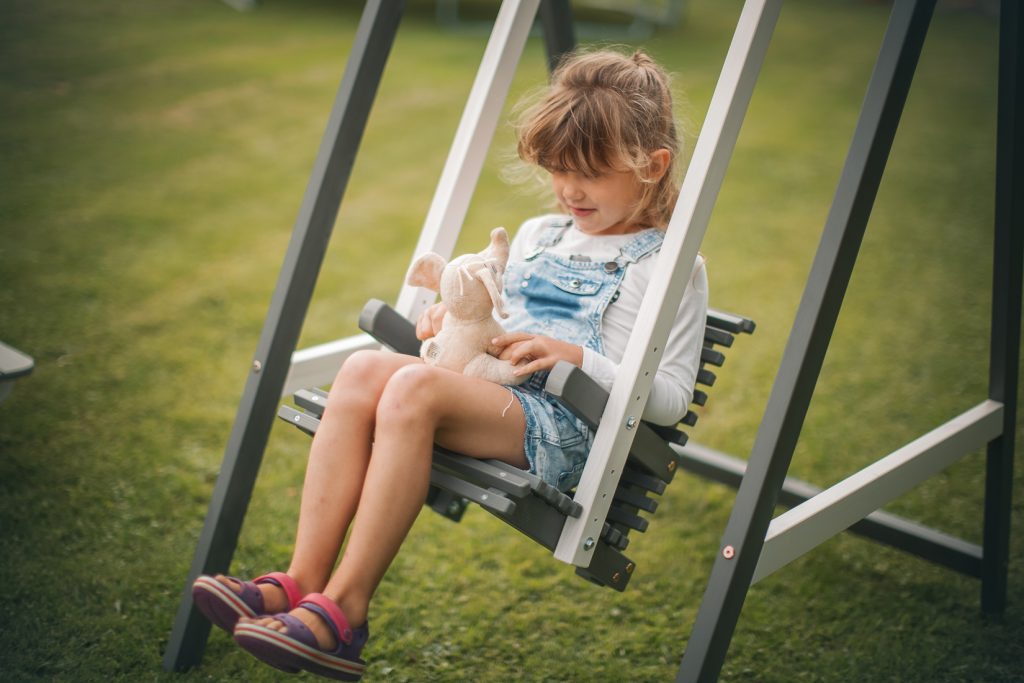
[490,332,584,377]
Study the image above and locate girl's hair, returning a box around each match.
[515,48,681,228]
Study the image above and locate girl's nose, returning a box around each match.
[559,176,584,201]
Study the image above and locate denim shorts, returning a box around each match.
[508,372,593,492]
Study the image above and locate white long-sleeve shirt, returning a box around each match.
[508,215,709,426]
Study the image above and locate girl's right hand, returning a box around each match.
[416,303,447,340]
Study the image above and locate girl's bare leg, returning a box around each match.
[213,350,421,609]
[247,364,528,647]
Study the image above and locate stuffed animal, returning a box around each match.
[406,227,529,385]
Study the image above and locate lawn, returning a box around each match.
[1,0,1021,681]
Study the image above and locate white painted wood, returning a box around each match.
[555,0,783,565]
[394,0,541,323]
[752,400,1004,584]
[283,333,379,396]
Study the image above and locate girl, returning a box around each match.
[191,48,708,681]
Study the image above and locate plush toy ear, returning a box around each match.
[484,227,510,272]
[406,252,446,292]
[475,267,507,319]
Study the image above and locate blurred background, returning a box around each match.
[1,0,1021,680]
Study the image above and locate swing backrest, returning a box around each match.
[278,299,753,591]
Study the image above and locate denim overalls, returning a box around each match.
[502,218,664,491]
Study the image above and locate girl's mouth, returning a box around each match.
[569,206,595,217]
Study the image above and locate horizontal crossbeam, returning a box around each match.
[284,333,379,396]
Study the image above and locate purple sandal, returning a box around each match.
[233,593,369,681]
[191,572,302,633]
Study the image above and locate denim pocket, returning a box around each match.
[551,274,601,296]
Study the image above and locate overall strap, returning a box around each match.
[535,216,574,248]
[615,228,664,266]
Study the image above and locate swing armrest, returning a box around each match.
[544,362,682,483]
[359,298,421,356]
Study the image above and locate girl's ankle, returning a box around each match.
[259,582,290,613]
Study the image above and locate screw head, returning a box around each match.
[612,572,621,583]
[723,545,736,560]
[625,416,637,430]
[252,360,263,372]
[583,537,595,551]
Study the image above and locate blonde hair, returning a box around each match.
[515,48,681,228]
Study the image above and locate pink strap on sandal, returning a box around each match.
[299,592,355,644]
[254,571,303,610]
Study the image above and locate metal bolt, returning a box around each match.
[252,360,263,372]
[723,545,736,560]
[626,563,635,574]
[667,460,677,473]
[583,537,595,551]
[612,572,621,584]
[625,416,637,430]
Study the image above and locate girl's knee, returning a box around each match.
[376,365,444,425]
[327,350,393,413]
[335,350,388,386]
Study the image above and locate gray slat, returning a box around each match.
[706,308,756,334]
[279,405,319,436]
[433,450,532,498]
[294,388,329,417]
[429,469,516,517]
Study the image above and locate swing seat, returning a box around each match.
[279,299,753,591]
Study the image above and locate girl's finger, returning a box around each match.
[415,316,432,341]
[512,356,552,377]
[492,332,533,347]
[507,340,541,365]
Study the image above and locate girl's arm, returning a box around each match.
[582,258,708,426]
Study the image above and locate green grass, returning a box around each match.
[1,0,1021,681]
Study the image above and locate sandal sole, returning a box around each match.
[235,622,365,681]
[192,576,259,632]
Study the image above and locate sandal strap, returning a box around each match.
[298,593,354,646]
[254,572,303,610]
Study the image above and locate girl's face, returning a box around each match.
[550,168,643,236]
[548,149,670,236]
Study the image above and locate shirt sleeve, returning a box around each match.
[580,256,709,426]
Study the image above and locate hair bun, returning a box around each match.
[632,50,654,67]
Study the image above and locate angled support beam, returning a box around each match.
[163,0,405,670]
[677,2,936,681]
[285,0,567,395]
[395,0,540,322]
[556,0,781,568]
[753,401,1003,584]
[677,442,984,579]
[982,0,1023,617]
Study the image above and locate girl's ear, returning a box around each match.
[406,252,446,292]
[648,148,671,182]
